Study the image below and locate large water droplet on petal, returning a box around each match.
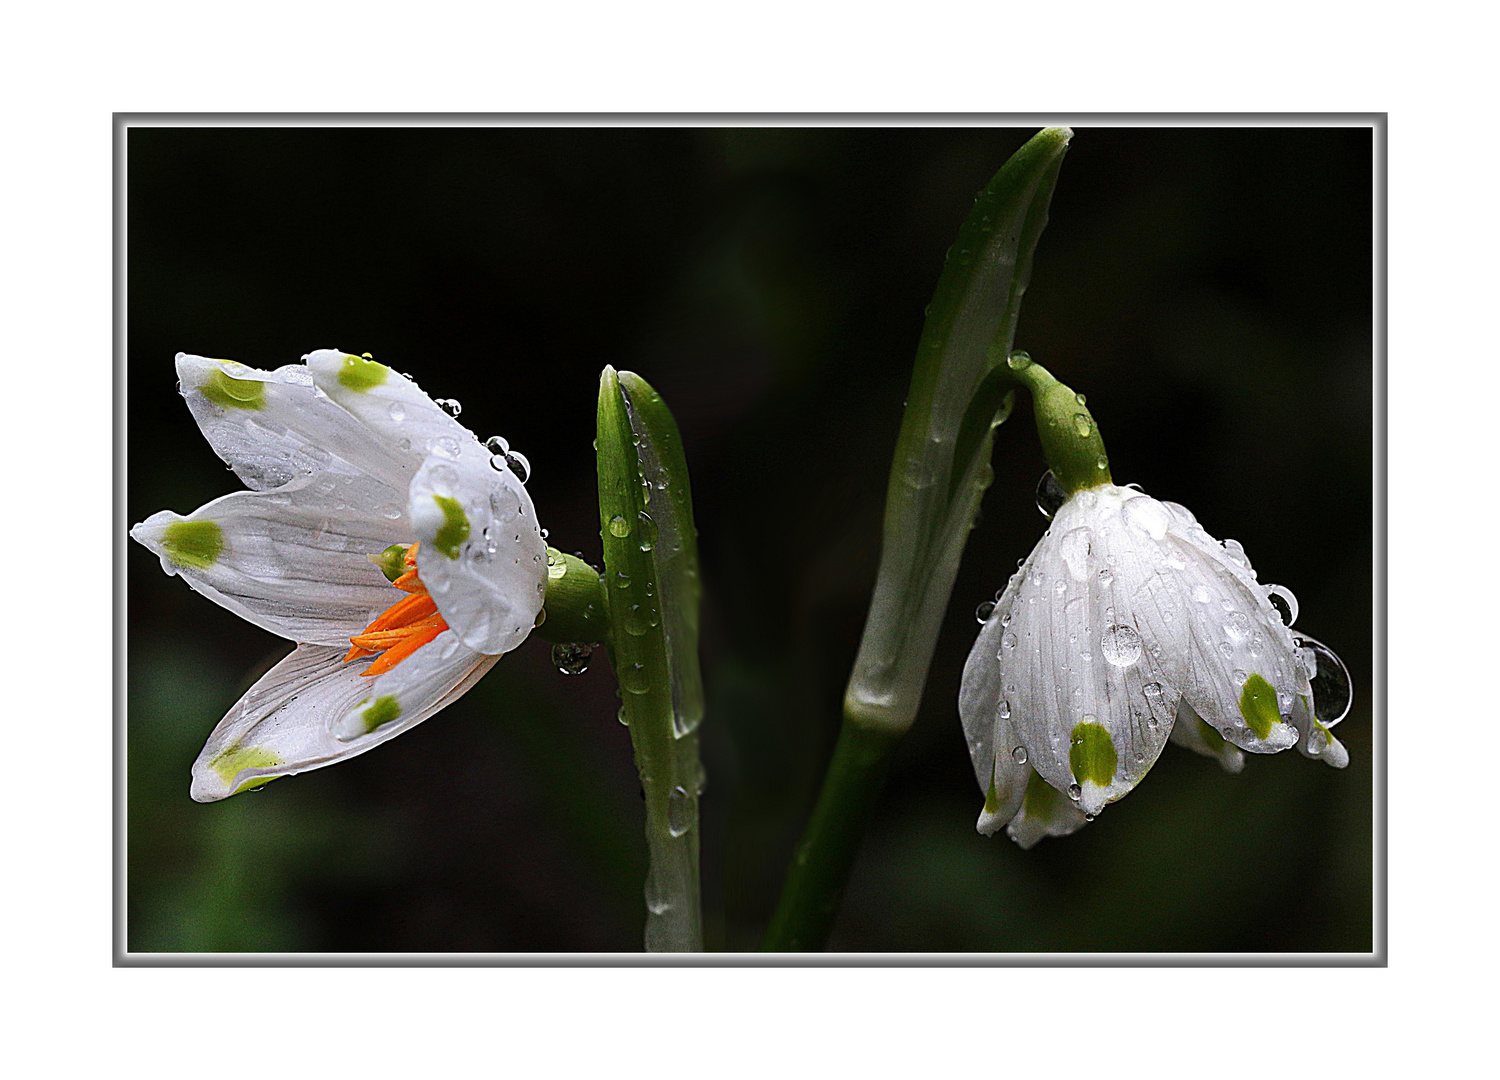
[975,600,996,624]
[1101,624,1143,667]
[1266,584,1299,626]
[1059,527,1093,582]
[1122,496,1169,540]
[1295,634,1352,727]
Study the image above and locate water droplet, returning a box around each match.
[1059,527,1093,581]
[1224,611,1252,643]
[998,699,1012,720]
[1075,392,1087,405]
[1287,726,1300,742]
[431,435,461,459]
[1222,538,1251,568]
[667,785,697,837]
[1002,632,1018,650]
[1192,584,1211,604]
[551,642,593,675]
[617,705,629,726]
[1143,682,1162,699]
[1308,727,1329,754]
[1294,634,1352,727]
[637,511,658,552]
[1035,470,1066,518]
[546,553,566,580]
[436,397,462,417]
[1007,350,1032,371]
[614,570,631,589]
[975,600,996,623]
[504,450,530,483]
[379,503,402,520]
[1122,496,1170,540]
[1097,568,1114,587]
[484,435,510,455]
[1101,624,1143,667]
[1232,668,1248,686]
[1266,584,1299,627]
[1011,745,1027,764]
[608,514,631,538]
[1096,454,1108,471]
[387,401,406,422]
[618,661,650,694]
[1067,783,1082,802]
[1073,413,1092,437]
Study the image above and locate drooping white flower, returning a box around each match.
[131,351,547,801]
[960,481,1349,845]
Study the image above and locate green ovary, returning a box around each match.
[199,368,265,410]
[1068,721,1117,787]
[431,496,470,559]
[338,354,390,393]
[161,520,224,569]
[1238,674,1280,739]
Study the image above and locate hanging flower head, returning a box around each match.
[961,477,1351,845]
[131,350,547,801]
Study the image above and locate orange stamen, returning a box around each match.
[347,545,447,675]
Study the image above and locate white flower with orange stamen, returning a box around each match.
[131,350,547,801]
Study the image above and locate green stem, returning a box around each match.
[761,722,900,952]
[1003,355,1111,493]
[531,549,608,645]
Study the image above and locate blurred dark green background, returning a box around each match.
[125,125,1375,953]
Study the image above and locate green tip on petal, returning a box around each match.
[368,543,411,582]
[1022,769,1062,818]
[199,367,266,410]
[161,519,224,569]
[1238,673,1280,739]
[337,353,390,393]
[1197,717,1228,751]
[983,759,1000,815]
[430,496,470,559]
[209,743,281,784]
[361,695,402,733]
[1068,721,1117,787]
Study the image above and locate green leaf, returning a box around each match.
[844,127,1072,734]
[596,366,705,952]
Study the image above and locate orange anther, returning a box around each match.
[346,550,447,675]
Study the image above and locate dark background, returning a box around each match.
[126,126,1374,952]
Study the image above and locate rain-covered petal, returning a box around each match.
[992,489,1179,816]
[408,444,546,654]
[1006,770,1089,849]
[304,349,474,465]
[131,474,408,646]
[175,354,414,492]
[1168,699,1245,773]
[189,639,499,801]
[962,557,1037,833]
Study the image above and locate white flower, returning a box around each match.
[131,351,547,801]
[960,482,1349,845]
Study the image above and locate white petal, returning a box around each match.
[331,630,497,741]
[189,640,497,801]
[130,474,408,646]
[408,445,546,654]
[961,566,1034,833]
[304,349,474,464]
[996,489,1179,817]
[175,354,414,492]
[1005,770,1089,849]
[1161,535,1303,755]
[1168,699,1246,773]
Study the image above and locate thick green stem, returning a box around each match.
[1003,354,1111,493]
[761,722,900,952]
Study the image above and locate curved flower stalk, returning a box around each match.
[131,351,547,801]
[961,479,1350,844]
